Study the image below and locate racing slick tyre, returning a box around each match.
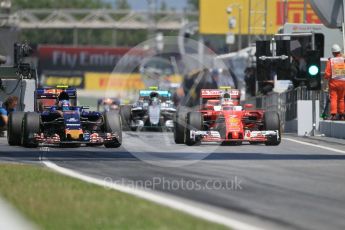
[103,111,122,148]
[263,111,281,146]
[7,111,25,146]
[185,112,203,146]
[22,112,41,148]
[174,108,188,144]
[120,105,131,131]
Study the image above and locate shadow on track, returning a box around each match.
[2,148,345,162]
[204,152,345,160]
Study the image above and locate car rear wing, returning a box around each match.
[200,89,240,99]
[43,106,89,110]
[139,90,171,98]
[35,87,77,112]
[35,87,77,99]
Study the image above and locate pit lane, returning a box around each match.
[1,132,345,230]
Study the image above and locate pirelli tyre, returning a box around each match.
[103,111,122,148]
[22,112,40,148]
[263,111,281,146]
[120,105,131,131]
[174,107,188,144]
[185,112,203,146]
[7,111,25,146]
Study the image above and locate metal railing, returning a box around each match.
[245,87,328,128]
[1,9,198,30]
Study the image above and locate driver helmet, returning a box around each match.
[60,100,70,111]
[149,91,159,102]
[57,91,70,110]
[221,92,233,105]
[104,98,113,105]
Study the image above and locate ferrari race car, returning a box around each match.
[174,87,281,146]
[120,87,176,131]
[7,87,122,148]
[97,98,120,112]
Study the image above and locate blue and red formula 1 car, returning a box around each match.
[174,87,281,146]
[7,86,122,148]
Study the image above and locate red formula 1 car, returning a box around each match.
[174,87,281,146]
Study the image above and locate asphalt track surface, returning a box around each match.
[1,132,345,230]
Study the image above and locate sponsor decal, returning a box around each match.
[276,1,321,25]
[229,117,240,123]
[85,72,145,90]
[229,90,240,96]
[199,0,321,35]
[38,46,145,72]
[201,89,222,96]
[43,75,84,88]
[67,117,78,122]
[85,72,181,91]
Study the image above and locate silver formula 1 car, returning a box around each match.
[120,87,176,131]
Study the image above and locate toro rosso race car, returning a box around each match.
[7,87,122,148]
[174,87,281,146]
[120,87,176,131]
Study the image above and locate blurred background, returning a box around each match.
[0,0,326,109]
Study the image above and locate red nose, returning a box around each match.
[232,132,239,139]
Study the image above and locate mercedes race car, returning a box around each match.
[174,87,281,146]
[97,98,120,112]
[120,87,176,131]
[7,87,122,148]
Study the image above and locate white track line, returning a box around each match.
[285,138,345,154]
[43,160,265,230]
[0,197,37,230]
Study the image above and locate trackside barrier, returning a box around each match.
[245,87,328,131]
[319,121,345,138]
